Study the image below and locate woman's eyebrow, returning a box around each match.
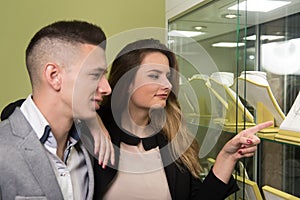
[146,69,162,73]
[146,69,170,74]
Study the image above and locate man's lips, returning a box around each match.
[93,98,103,109]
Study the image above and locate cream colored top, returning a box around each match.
[103,142,172,200]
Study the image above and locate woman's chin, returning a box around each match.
[150,103,166,109]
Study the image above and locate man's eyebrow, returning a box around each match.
[90,67,107,73]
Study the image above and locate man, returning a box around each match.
[0,20,112,200]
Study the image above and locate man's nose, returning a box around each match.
[97,76,111,96]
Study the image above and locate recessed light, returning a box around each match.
[228,0,291,12]
[249,55,255,60]
[168,30,205,37]
[212,42,245,48]
[225,14,238,19]
[222,13,240,19]
[244,35,285,41]
[194,26,206,30]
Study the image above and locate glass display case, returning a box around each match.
[168,0,300,198]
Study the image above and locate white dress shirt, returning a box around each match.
[20,95,89,200]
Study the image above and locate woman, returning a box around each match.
[94,39,272,200]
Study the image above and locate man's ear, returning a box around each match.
[44,63,62,91]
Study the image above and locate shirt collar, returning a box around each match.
[20,95,80,147]
[20,95,50,141]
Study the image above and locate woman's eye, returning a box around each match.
[148,74,159,79]
[167,74,172,80]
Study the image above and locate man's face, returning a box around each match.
[71,45,111,119]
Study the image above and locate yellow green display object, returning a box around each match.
[207,77,255,131]
[262,185,300,200]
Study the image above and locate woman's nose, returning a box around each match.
[161,77,172,90]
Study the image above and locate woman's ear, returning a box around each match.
[44,63,62,91]
[128,81,134,93]
[128,74,138,94]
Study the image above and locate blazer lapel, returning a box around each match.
[80,143,94,200]
[164,160,177,199]
[11,109,64,199]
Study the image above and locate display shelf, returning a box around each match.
[168,0,300,198]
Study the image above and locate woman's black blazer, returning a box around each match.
[93,107,238,200]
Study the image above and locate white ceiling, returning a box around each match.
[169,0,300,41]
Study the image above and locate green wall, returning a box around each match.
[0,0,165,112]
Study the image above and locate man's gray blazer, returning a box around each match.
[0,108,94,200]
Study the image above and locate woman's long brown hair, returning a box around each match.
[104,39,202,178]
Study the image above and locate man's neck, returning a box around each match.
[33,95,74,160]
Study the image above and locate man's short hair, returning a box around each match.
[25,20,106,87]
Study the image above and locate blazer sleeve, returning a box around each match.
[190,169,239,200]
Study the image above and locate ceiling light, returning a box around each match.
[228,0,291,12]
[194,26,206,30]
[168,30,205,37]
[212,42,245,48]
[222,13,240,19]
[249,55,255,60]
[244,35,285,41]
